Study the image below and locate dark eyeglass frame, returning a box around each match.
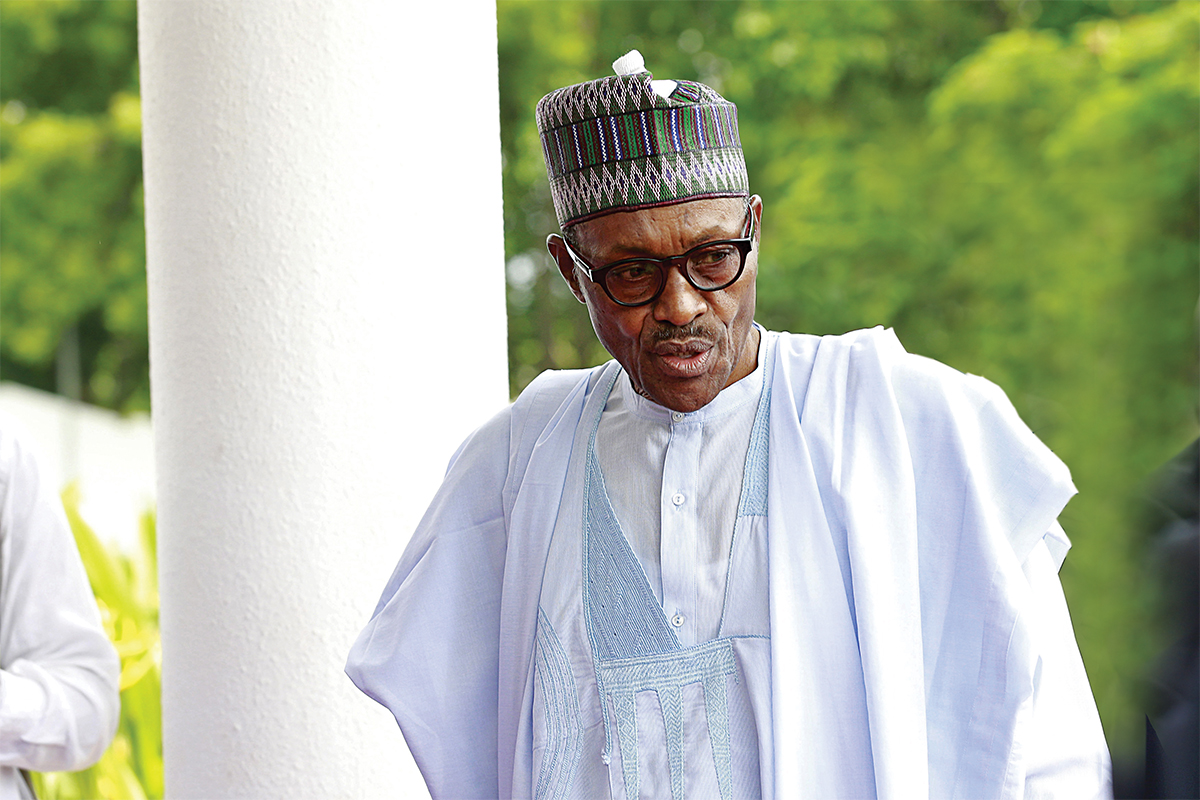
[554,204,757,308]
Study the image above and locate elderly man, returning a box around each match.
[347,52,1110,799]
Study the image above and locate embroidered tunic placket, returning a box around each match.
[532,334,774,800]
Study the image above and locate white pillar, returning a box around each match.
[138,2,507,796]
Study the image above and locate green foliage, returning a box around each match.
[0,0,147,412]
[32,488,162,800]
[499,0,1198,757]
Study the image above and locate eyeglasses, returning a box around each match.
[555,206,756,307]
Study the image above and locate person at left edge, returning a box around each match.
[0,418,121,800]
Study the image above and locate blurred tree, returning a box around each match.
[498,0,1198,758]
[0,0,147,412]
[921,8,1199,750]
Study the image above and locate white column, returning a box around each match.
[138,2,507,796]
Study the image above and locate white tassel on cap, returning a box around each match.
[613,49,677,99]
[612,50,645,76]
[650,79,678,99]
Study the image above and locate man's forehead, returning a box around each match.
[570,198,746,255]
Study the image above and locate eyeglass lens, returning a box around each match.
[605,243,744,305]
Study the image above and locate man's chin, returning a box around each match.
[639,374,724,413]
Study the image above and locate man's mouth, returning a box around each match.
[652,339,715,378]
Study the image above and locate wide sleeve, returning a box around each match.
[0,423,120,773]
[346,405,513,800]
[1020,526,1111,798]
[890,345,1109,797]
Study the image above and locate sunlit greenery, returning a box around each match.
[31,489,162,800]
[498,0,1198,758]
[0,0,145,411]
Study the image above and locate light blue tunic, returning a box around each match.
[532,356,773,799]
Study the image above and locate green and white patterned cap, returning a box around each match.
[536,50,748,228]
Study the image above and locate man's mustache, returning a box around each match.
[649,322,719,346]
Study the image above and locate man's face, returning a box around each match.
[550,196,763,413]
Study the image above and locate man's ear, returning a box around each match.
[749,194,763,246]
[546,234,588,305]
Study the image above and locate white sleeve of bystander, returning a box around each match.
[0,422,120,777]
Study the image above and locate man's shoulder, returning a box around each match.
[449,364,612,476]
[766,326,1001,407]
[768,325,910,371]
[515,366,605,405]
[509,364,610,428]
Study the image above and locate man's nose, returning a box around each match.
[652,263,706,327]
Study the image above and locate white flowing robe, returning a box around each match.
[0,419,121,800]
[347,327,1109,799]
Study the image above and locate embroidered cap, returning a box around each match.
[536,50,749,228]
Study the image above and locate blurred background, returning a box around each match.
[1,1,1196,797]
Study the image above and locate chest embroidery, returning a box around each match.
[534,367,772,800]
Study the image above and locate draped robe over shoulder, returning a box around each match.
[346,327,1109,799]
